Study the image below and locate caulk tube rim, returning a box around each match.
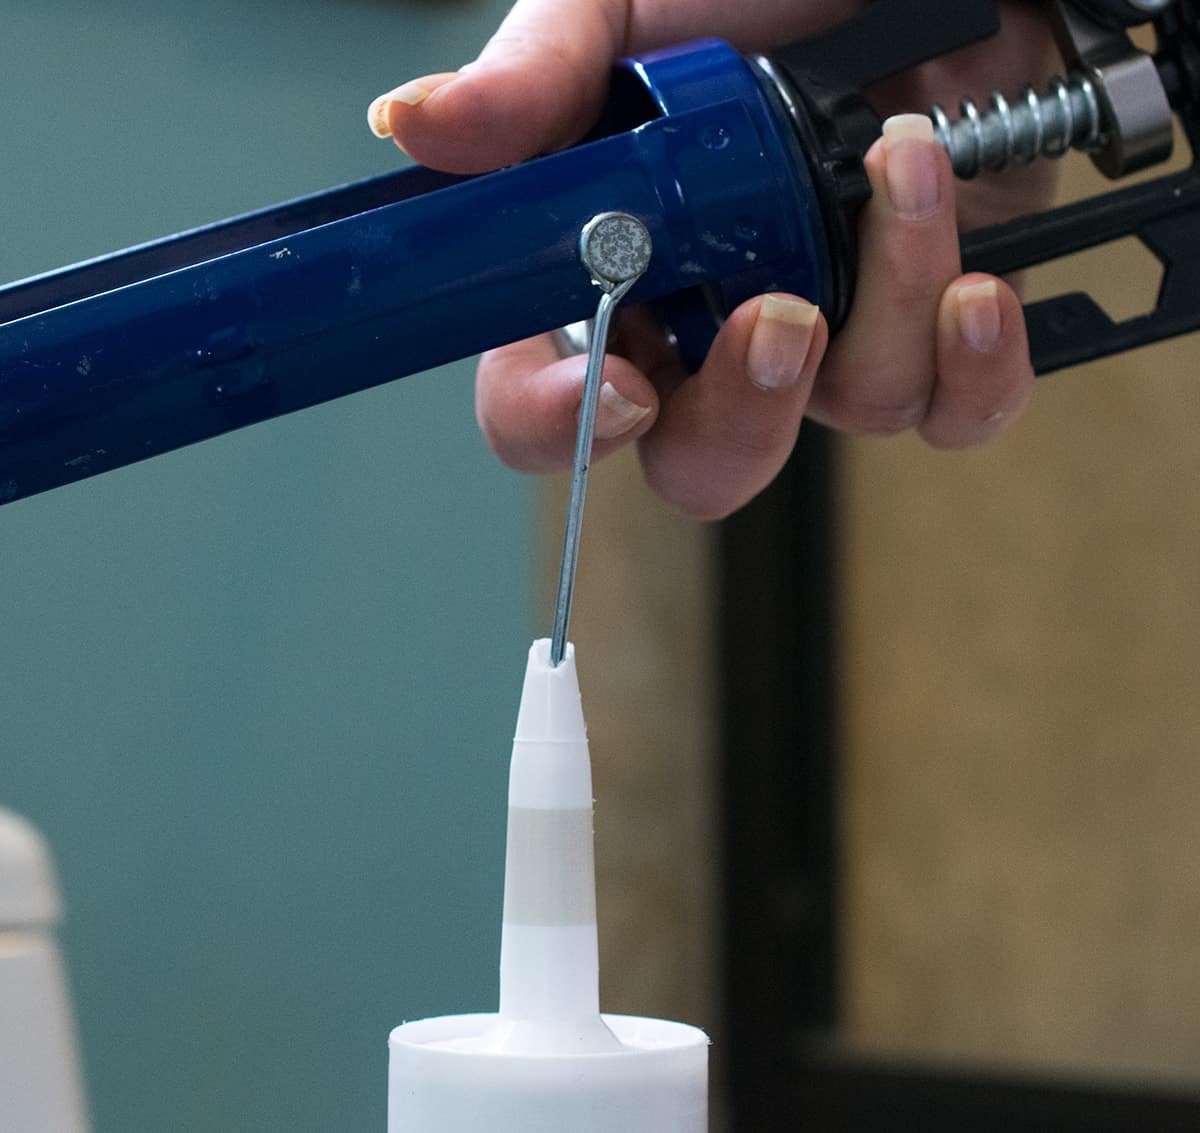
[389,1011,709,1059]
[387,1013,709,1131]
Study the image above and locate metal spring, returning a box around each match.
[931,74,1102,178]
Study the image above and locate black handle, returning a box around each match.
[764,0,1004,329]
[773,0,1000,91]
[776,0,1200,374]
[962,160,1200,373]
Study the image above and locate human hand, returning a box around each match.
[369,2,1057,519]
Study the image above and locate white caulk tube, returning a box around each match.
[388,640,708,1131]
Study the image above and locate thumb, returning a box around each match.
[369,0,627,174]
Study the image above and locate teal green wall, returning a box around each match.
[1,2,530,1130]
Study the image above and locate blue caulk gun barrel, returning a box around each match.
[0,40,829,508]
[5,0,1200,509]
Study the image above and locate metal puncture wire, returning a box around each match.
[549,212,652,666]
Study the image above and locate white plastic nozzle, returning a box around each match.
[387,640,709,1132]
[497,639,618,1051]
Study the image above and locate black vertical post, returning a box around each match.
[715,427,1200,1132]
[717,424,840,1129]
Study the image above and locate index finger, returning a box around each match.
[371,0,855,174]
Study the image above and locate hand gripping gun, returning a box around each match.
[1,0,1197,508]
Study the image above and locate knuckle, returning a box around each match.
[474,390,537,472]
[719,421,789,464]
[818,387,929,437]
[815,349,937,435]
[474,409,515,466]
[919,406,1006,451]
[641,463,738,522]
[638,444,763,523]
[876,241,952,309]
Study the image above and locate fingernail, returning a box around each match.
[747,295,819,390]
[882,114,940,220]
[593,381,652,439]
[367,81,432,137]
[956,280,1001,352]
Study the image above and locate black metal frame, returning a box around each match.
[716,427,1200,1132]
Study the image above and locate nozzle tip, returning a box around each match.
[515,639,585,743]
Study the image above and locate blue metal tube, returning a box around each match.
[0,40,829,507]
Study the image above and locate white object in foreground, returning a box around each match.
[0,807,90,1133]
[388,639,708,1132]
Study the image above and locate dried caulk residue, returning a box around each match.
[699,231,737,254]
[63,448,107,470]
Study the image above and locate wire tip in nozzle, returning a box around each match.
[515,639,585,743]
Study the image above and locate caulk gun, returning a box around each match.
[2,0,1198,509]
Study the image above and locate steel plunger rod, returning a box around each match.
[549,214,652,667]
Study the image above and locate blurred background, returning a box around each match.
[1,3,530,1131]
[549,18,1200,1133]
[3,3,1200,1132]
